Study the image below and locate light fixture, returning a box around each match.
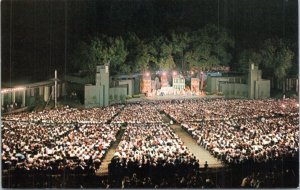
[1,87,26,94]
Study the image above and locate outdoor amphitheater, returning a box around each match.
[2,97,299,188]
[2,0,299,188]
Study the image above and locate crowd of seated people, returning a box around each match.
[2,120,121,187]
[160,98,298,123]
[2,105,124,124]
[109,124,200,180]
[112,103,163,124]
[99,171,216,188]
[1,102,21,113]
[2,98,299,188]
[182,117,298,165]
[240,165,299,188]
[160,98,298,166]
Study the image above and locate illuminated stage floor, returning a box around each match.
[146,94,222,101]
[126,95,223,104]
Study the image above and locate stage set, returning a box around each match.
[140,71,204,97]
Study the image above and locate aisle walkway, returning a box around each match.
[96,127,125,176]
[170,124,223,168]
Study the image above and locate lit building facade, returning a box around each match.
[172,75,185,90]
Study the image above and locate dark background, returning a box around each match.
[1,0,298,83]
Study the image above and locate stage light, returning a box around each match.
[1,87,25,94]
[145,72,150,77]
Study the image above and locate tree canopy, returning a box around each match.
[72,35,128,83]
[260,38,294,80]
[72,24,296,88]
[72,24,236,83]
[238,38,294,82]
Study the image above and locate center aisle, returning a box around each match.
[96,126,126,176]
[170,124,223,168]
[161,112,223,168]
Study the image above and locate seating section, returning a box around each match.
[112,103,163,124]
[2,106,123,177]
[3,105,124,124]
[1,98,299,188]
[109,124,200,179]
[161,98,299,164]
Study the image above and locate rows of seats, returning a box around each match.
[2,105,124,182]
[109,124,200,178]
[161,98,299,165]
[112,103,163,124]
[3,105,124,124]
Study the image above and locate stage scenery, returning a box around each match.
[1,0,299,188]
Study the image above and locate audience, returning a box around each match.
[2,121,121,188]
[3,105,123,124]
[161,98,298,123]
[109,124,199,177]
[161,98,299,165]
[112,103,163,124]
[240,165,298,188]
[1,98,299,188]
[99,171,216,188]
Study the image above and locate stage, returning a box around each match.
[146,94,206,101]
[126,94,222,103]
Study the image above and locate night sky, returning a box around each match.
[1,0,298,83]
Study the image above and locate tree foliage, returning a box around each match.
[72,24,235,79]
[124,33,151,73]
[72,35,128,83]
[237,50,262,72]
[186,25,234,71]
[237,38,294,82]
[170,32,190,70]
[147,36,175,71]
[72,30,295,92]
[260,38,294,80]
